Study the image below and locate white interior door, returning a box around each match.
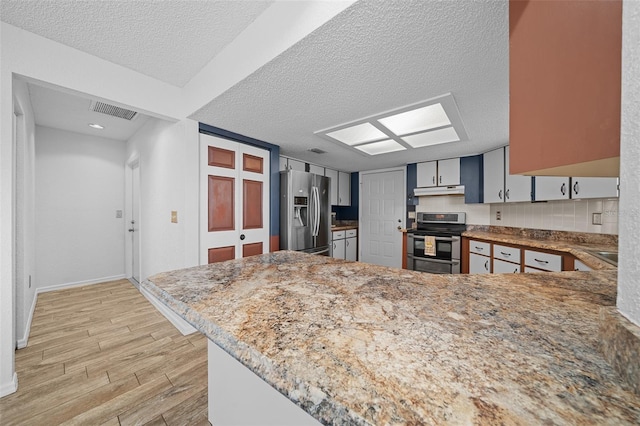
[131,163,141,283]
[359,168,406,268]
[200,134,270,265]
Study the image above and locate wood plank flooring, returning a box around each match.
[0,279,209,425]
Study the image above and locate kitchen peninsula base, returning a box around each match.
[143,251,640,424]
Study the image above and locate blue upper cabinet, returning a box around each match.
[460,155,483,204]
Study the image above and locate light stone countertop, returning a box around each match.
[462,228,618,270]
[142,251,639,425]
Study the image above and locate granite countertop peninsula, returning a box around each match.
[463,226,618,270]
[143,251,639,425]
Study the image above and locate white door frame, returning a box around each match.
[125,157,141,283]
[358,166,407,267]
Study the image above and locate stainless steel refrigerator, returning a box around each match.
[280,170,331,255]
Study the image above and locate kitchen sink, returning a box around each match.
[587,250,618,266]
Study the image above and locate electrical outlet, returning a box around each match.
[592,212,602,225]
[496,211,501,221]
[171,210,178,223]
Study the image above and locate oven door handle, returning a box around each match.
[409,256,459,265]
[407,235,460,242]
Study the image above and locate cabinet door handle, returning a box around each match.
[432,176,435,184]
[439,175,442,184]
[346,240,349,247]
[484,260,489,271]
[534,258,549,264]
[505,189,510,200]
[514,268,518,273]
[573,181,579,195]
[560,182,566,195]
[475,246,484,251]
[333,243,336,250]
[498,189,503,200]
[500,251,511,257]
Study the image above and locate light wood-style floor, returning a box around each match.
[0,279,209,425]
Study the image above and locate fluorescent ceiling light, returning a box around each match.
[88,123,104,129]
[325,122,387,145]
[378,103,451,135]
[354,139,406,155]
[402,127,460,148]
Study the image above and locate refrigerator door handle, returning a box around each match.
[312,186,320,237]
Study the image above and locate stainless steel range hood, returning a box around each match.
[414,185,465,197]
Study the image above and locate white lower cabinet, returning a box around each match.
[574,259,592,271]
[493,259,521,274]
[524,250,562,272]
[469,253,491,274]
[332,229,357,261]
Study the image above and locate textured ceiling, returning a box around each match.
[191,0,510,172]
[0,0,273,87]
[28,83,151,141]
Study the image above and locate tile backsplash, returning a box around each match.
[416,195,618,234]
[490,198,618,234]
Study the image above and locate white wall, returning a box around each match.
[13,79,37,348]
[35,126,126,289]
[417,196,491,225]
[489,198,619,234]
[617,0,640,326]
[125,118,199,282]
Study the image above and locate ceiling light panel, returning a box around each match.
[354,139,406,155]
[378,103,451,135]
[402,127,460,148]
[325,122,388,145]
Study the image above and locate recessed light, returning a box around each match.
[378,103,451,135]
[402,127,460,148]
[354,139,406,155]
[326,122,387,145]
[88,123,104,130]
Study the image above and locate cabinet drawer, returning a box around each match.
[524,250,562,272]
[332,230,346,240]
[493,244,521,264]
[345,229,357,238]
[469,240,491,256]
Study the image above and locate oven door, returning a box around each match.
[408,234,460,261]
[407,256,460,274]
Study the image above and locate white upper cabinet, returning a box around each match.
[484,147,532,203]
[279,156,288,172]
[325,168,339,206]
[504,147,532,202]
[416,158,460,188]
[570,177,618,199]
[416,161,438,187]
[483,148,505,203]
[438,158,460,186]
[338,171,351,206]
[308,164,324,176]
[534,177,570,201]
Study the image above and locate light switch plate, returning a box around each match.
[408,211,416,219]
[171,210,178,223]
[592,212,602,225]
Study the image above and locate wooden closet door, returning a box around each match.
[200,134,270,265]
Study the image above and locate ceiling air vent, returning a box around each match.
[91,101,138,120]
[308,148,327,154]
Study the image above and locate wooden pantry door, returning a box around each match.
[200,134,270,265]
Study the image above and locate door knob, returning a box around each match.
[240,234,246,240]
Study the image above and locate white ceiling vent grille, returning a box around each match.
[91,101,138,120]
[308,148,327,154]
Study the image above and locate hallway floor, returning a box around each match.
[0,279,208,425]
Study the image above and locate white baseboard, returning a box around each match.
[37,274,127,294]
[139,285,197,336]
[16,294,37,349]
[0,373,18,398]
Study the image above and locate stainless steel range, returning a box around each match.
[407,212,466,274]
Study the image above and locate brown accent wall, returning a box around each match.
[509,0,622,176]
